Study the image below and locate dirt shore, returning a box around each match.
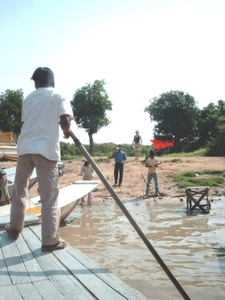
[2,156,224,202]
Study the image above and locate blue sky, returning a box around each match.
[1,0,225,145]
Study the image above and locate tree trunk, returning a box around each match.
[89,133,94,156]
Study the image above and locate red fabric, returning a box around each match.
[150,139,175,150]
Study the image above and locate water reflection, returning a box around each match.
[60,197,225,299]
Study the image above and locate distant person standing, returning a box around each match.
[132,130,142,160]
[0,167,11,206]
[78,161,95,206]
[113,145,127,187]
[145,150,161,196]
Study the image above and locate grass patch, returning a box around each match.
[168,170,224,188]
[201,170,225,177]
[162,148,207,157]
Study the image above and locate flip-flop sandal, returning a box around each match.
[41,241,67,251]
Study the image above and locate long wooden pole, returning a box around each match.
[69,130,190,300]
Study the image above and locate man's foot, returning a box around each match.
[119,184,122,187]
[5,224,20,239]
[41,241,67,251]
[113,183,117,187]
[154,194,159,197]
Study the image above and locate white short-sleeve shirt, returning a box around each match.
[17,87,74,161]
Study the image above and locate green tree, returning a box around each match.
[197,100,225,155]
[206,117,225,156]
[197,103,218,149]
[0,89,23,137]
[144,90,199,151]
[71,80,112,156]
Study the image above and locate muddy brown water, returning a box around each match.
[60,196,225,300]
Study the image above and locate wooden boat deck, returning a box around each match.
[0,225,147,300]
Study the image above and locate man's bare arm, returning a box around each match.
[59,114,71,139]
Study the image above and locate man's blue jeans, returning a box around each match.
[146,173,159,195]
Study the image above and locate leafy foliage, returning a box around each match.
[196,100,225,154]
[0,89,23,137]
[144,91,225,156]
[71,80,112,155]
[206,124,225,156]
[145,90,199,150]
[60,141,152,160]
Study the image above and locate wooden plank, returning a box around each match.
[0,285,23,300]
[31,225,145,300]
[65,246,147,300]
[16,282,43,300]
[0,246,11,286]
[186,186,210,189]
[52,249,124,300]
[33,280,66,300]
[27,226,113,299]
[0,232,31,285]
[22,227,94,300]
[1,225,146,300]
[48,253,96,300]
[0,214,40,228]
[0,225,146,300]
[15,232,47,282]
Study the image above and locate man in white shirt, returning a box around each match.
[5,67,74,251]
